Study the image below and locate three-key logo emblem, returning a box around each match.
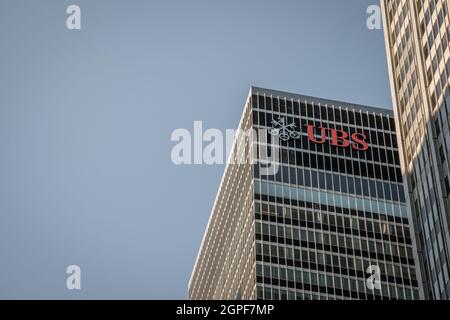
[269,117,301,141]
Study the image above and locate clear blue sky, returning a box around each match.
[0,0,391,299]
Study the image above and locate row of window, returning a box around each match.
[255,230,414,268]
[254,165,405,203]
[255,222,413,265]
[256,279,418,300]
[255,211,411,246]
[255,219,413,259]
[255,202,411,239]
[256,145,402,183]
[255,180,409,219]
[257,250,417,286]
[255,187,408,225]
[256,240,415,281]
[251,95,395,131]
[256,256,415,291]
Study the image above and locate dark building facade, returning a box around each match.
[189,87,420,300]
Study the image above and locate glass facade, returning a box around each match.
[189,87,420,300]
[382,0,450,299]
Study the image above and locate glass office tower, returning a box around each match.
[188,87,419,300]
[381,0,450,299]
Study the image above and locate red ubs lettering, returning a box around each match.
[306,125,369,151]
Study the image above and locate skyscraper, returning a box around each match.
[188,87,419,300]
[381,0,450,299]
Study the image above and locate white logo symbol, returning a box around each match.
[269,117,300,141]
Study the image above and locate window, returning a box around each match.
[435,117,441,137]
[445,176,450,195]
[439,145,446,163]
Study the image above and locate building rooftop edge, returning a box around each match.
[250,86,394,116]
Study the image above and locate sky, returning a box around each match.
[0,0,391,299]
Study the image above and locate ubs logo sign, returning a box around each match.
[269,117,369,151]
[269,117,300,141]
